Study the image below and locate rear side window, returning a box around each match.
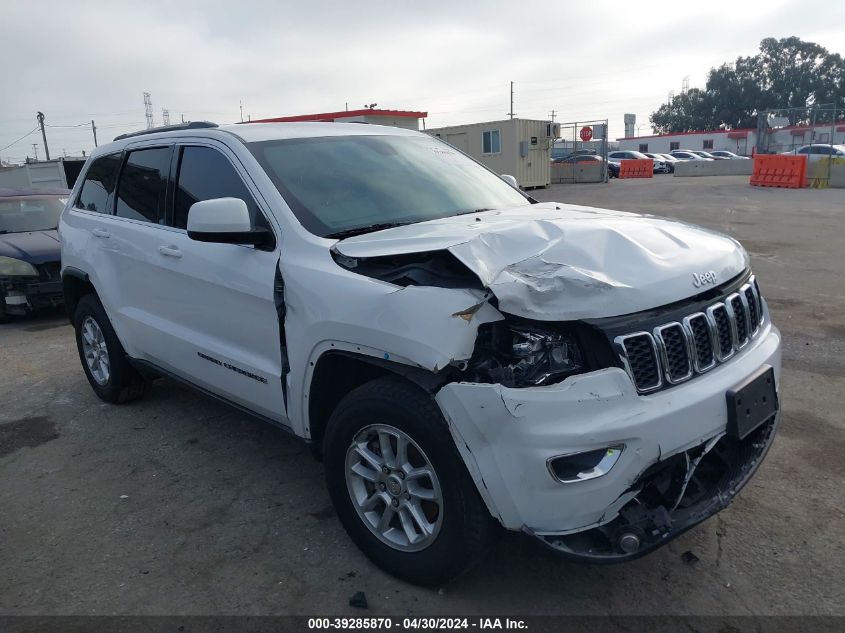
[172,146,268,231]
[115,147,172,224]
[75,154,121,213]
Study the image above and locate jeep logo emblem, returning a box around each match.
[692,271,717,288]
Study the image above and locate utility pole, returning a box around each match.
[162,109,171,126]
[240,100,244,123]
[36,112,50,160]
[508,81,514,120]
[32,143,39,161]
[549,110,557,122]
[91,120,98,147]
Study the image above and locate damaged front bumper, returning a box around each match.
[435,322,781,560]
[1,276,64,316]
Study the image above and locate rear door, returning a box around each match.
[147,141,286,422]
[79,145,175,357]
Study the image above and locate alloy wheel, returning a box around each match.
[81,316,110,385]
[345,423,443,552]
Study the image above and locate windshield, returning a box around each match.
[249,134,530,238]
[0,196,67,234]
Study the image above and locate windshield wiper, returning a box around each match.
[325,222,416,240]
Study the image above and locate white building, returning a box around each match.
[617,123,845,156]
[427,118,560,188]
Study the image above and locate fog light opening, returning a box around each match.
[547,445,624,483]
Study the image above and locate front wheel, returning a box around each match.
[323,376,495,586]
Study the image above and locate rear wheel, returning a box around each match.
[74,294,149,404]
[324,376,495,586]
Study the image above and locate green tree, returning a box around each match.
[649,36,845,133]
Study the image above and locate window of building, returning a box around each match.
[115,147,172,224]
[703,139,714,149]
[482,129,501,154]
[173,146,269,231]
[670,141,680,151]
[639,143,648,153]
[75,153,121,213]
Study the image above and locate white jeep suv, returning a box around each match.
[60,121,781,585]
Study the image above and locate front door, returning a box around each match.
[148,142,286,422]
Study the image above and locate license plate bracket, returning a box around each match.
[726,365,778,439]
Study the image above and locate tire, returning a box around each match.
[0,294,10,324]
[323,376,495,586]
[73,294,149,404]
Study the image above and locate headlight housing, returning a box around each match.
[0,256,38,277]
[508,327,583,385]
[465,321,586,387]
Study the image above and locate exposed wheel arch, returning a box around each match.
[62,267,96,324]
[306,350,450,460]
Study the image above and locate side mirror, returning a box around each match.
[187,198,270,247]
[500,174,519,189]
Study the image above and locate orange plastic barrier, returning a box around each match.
[750,154,808,189]
[619,159,653,179]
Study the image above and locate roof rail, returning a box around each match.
[113,121,219,142]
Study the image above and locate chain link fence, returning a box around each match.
[550,119,609,183]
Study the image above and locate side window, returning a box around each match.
[173,146,269,231]
[75,153,121,213]
[115,147,171,224]
[482,130,501,154]
[798,147,810,154]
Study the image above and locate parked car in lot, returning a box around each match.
[608,150,668,174]
[690,150,728,160]
[643,152,673,173]
[60,122,782,585]
[655,153,683,173]
[0,187,68,321]
[552,154,618,178]
[782,144,845,162]
[709,150,750,160]
[669,150,714,161]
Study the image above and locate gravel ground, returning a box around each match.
[1,175,843,616]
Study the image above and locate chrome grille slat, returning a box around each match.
[617,277,765,394]
[653,323,693,384]
[615,332,662,393]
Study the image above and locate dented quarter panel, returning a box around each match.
[277,240,504,438]
[336,202,749,320]
[435,323,781,533]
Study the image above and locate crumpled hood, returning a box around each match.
[335,202,749,320]
[0,229,60,265]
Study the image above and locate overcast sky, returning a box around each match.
[2,0,844,163]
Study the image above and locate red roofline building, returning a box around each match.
[247,108,427,131]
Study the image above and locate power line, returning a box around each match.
[0,126,39,153]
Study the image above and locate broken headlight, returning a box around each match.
[466,322,585,387]
[508,327,583,385]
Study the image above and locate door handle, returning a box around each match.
[157,245,183,259]
[92,228,110,239]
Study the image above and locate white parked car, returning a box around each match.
[783,144,845,162]
[709,150,750,160]
[60,122,781,585]
[608,150,669,173]
[669,150,714,161]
